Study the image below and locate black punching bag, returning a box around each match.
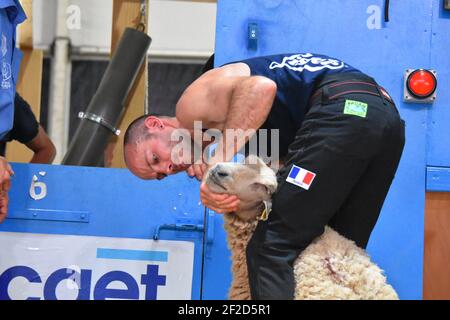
[62,28,151,166]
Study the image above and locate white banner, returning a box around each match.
[0,232,194,300]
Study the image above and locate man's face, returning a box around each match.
[125,130,191,180]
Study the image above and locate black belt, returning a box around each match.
[309,73,394,106]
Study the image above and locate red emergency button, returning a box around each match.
[406,69,437,99]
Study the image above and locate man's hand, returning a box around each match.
[0,191,9,223]
[0,156,14,223]
[200,181,240,214]
[186,163,208,181]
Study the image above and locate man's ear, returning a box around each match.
[144,116,164,130]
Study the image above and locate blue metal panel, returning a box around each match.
[427,166,450,192]
[0,163,204,299]
[202,209,231,299]
[427,0,450,167]
[204,0,430,299]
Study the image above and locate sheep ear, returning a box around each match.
[258,164,278,194]
[250,182,274,196]
[250,178,277,196]
[245,155,273,171]
[244,154,261,165]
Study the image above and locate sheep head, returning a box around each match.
[204,155,278,221]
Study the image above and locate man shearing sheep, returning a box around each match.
[123,53,405,300]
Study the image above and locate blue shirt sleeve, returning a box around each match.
[0,0,26,140]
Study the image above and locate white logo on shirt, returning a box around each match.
[1,33,7,57]
[1,33,11,89]
[1,61,11,89]
[269,53,345,72]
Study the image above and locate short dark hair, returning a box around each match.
[123,113,168,147]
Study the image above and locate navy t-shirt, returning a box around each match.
[232,53,362,158]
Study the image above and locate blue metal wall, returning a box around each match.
[0,163,204,299]
[428,0,450,168]
[202,0,440,300]
[426,0,450,192]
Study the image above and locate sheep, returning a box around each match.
[203,155,399,300]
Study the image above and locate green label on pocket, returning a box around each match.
[344,100,368,118]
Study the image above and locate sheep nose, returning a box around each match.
[212,165,229,178]
[217,171,229,178]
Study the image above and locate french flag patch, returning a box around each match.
[286,165,316,190]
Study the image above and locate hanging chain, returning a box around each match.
[136,0,147,32]
[135,0,149,112]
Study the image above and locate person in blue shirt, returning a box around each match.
[0,93,56,163]
[0,0,26,222]
[0,93,56,223]
[123,53,405,299]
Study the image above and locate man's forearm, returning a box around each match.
[211,76,276,163]
[30,147,56,164]
[27,127,57,164]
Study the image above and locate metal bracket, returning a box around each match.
[248,23,258,50]
[153,223,204,240]
[206,209,215,245]
[7,209,90,223]
[78,112,121,136]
